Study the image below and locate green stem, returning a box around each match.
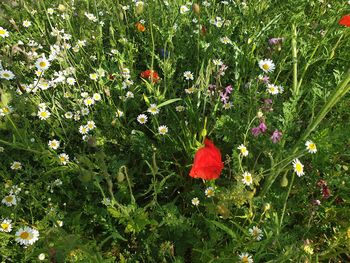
[292,24,298,96]
[279,172,295,229]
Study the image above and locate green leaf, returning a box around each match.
[157,98,182,108]
[208,220,237,239]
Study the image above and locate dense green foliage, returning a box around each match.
[0,0,350,262]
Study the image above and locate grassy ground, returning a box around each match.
[0,0,350,262]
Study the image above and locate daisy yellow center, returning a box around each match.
[242,256,249,263]
[0,29,6,35]
[241,148,247,154]
[262,64,270,70]
[20,231,30,239]
[309,143,316,150]
[39,61,47,68]
[160,128,166,133]
[3,108,10,113]
[5,196,13,202]
[60,156,66,162]
[40,112,48,117]
[13,163,20,168]
[206,190,214,196]
[295,163,303,172]
[3,73,10,77]
[1,223,9,230]
[245,175,252,183]
[88,124,93,128]
[50,142,57,147]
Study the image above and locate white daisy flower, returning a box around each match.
[37,108,51,120]
[59,153,69,165]
[86,120,96,130]
[79,125,89,134]
[2,194,17,206]
[23,20,32,28]
[89,73,98,81]
[305,140,317,154]
[73,113,80,121]
[0,70,15,80]
[292,158,304,177]
[249,226,263,241]
[0,27,9,38]
[81,108,90,116]
[158,125,168,135]
[220,36,232,45]
[35,57,50,71]
[259,59,275,73]
[239,252,253,263]
[15,226,39,246]
[183,71,194,80]
[93,93,101,101]
[11,161,22,170]
[126,91,134,99]
[47,8,54,15]
[266,84,280,95]
[180,5,189,14]
[205,187,215,198]
[66,77,76,85]
[48,139,60,150]
[137,114,148,124]
[238,144,249,157]
[116,110,124,118]
[0,218,13,233]
[175,105,185,112]
[64,111,73,119]
[242,171,253,186]
[191,197,200,206]
[38,253,46,261]
[147,104,159,115]
[213,59,223,66]
[84,97,95,106]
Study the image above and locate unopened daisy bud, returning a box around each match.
[135,1,144,15]
[280,173,288,187]
[192,3,200,15]
[58,4,66,12]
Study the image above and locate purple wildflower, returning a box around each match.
[258,122,267,133]
[220,92,229,103]
[264,98,273,105]
[251,127,261,137]
[268,37,284,46]
[225,85,233,94]
[270,129,282,143]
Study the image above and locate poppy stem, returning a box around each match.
[201,116,208,144]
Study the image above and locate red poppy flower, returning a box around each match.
[135,22,146,32]
[140,70,160,83]
[339,15,350,27]
[189,138,224,180]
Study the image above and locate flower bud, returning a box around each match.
[135,1,144,15]
[192,3,200,15]
[58,4,66,12]
[280,174,288,187]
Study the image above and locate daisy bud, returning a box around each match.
[135,1,144,15]
[280,173,288,187]
[119,11,124,21]
[58,4,66,12]
[192,3,200,15]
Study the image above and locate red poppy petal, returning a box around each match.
[189,138,224,180]
[339,15,350,27]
